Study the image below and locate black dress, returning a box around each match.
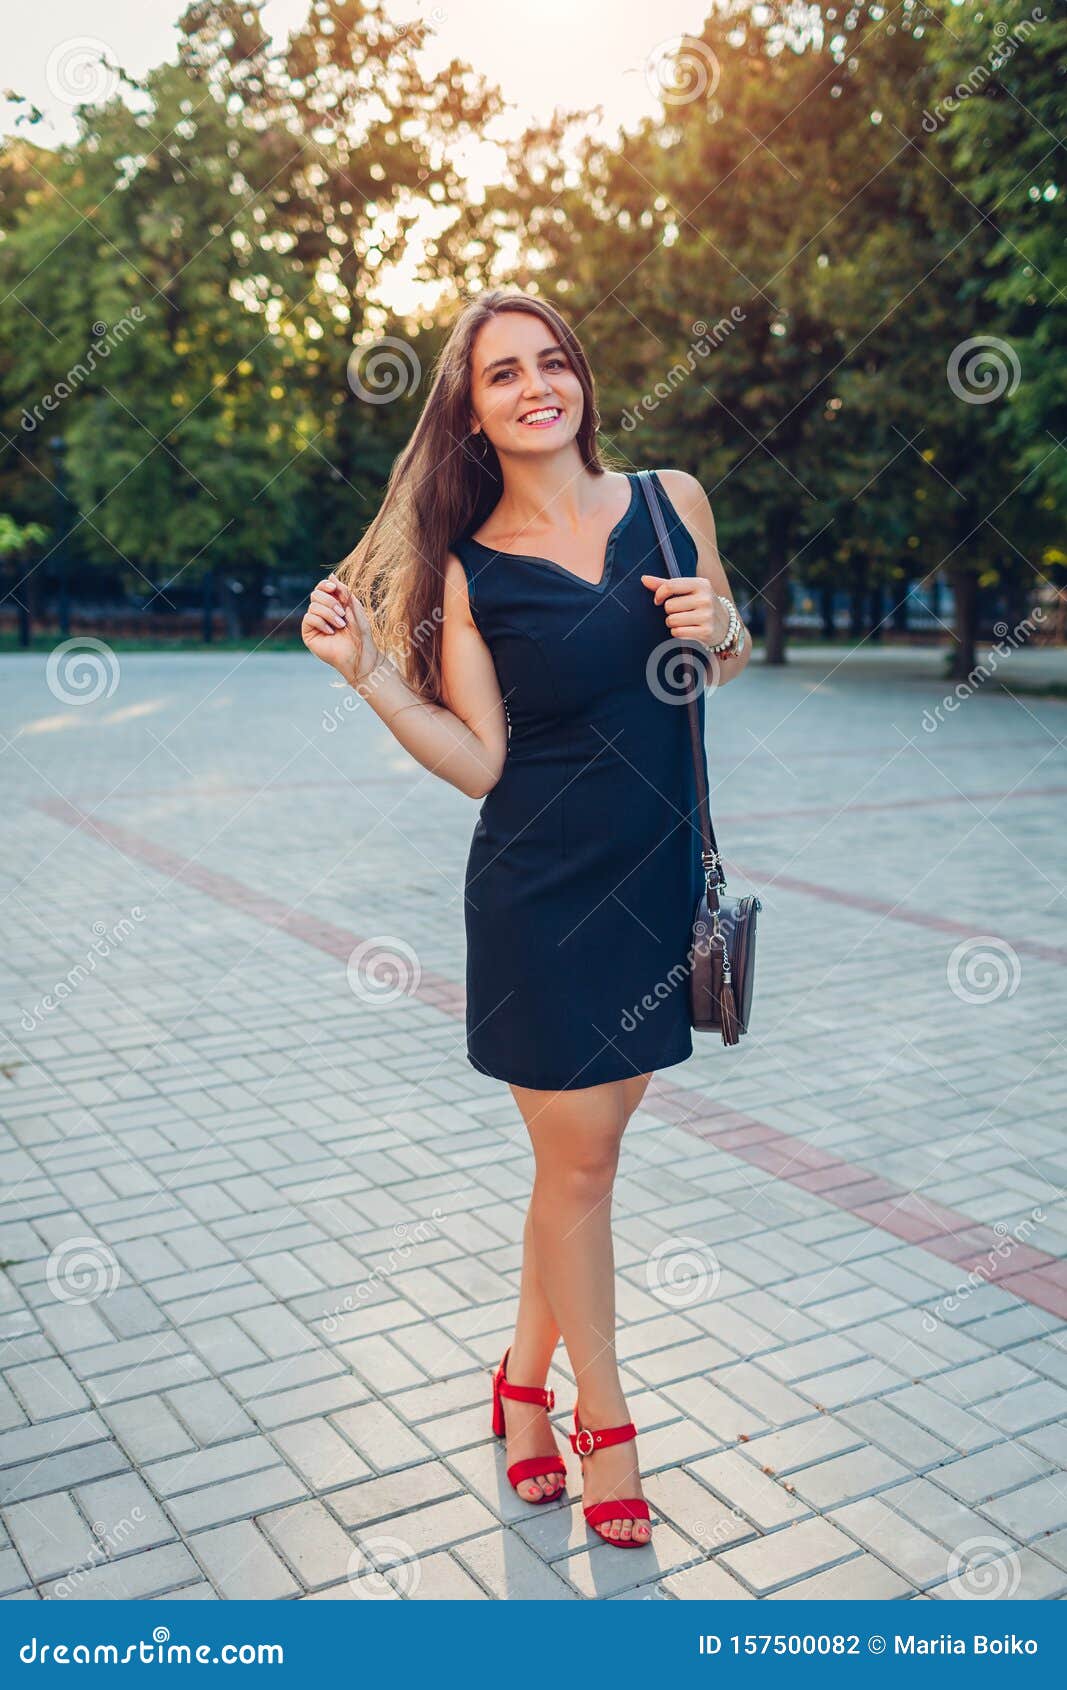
[452,470,708,1091]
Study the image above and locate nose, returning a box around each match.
[520,364,553,399]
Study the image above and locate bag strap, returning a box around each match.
[637,470,726,900]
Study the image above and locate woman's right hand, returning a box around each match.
[301,574,380,683]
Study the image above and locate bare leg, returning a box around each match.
[620,1071,653,1121]
[508,1071,653,1544]
[500,1071,650,1499]
[497,1201,565,1500]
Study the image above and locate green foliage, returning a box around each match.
[0,0,1060,668]
[462,0,1063,665]
[0,0,497,621]
[0,513,47,556]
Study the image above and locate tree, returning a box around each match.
[919,0,1067,668]
[0,512,47,644]
[464,4,921,662]
[174,0,500,572]
[0,1,500,631]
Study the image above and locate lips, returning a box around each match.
[519,406,562,427]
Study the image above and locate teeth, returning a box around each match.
[521,408,560,423]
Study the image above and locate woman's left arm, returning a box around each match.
[640,469,753,687]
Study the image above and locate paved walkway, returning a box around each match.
[1,642,1065,1601]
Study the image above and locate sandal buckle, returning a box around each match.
[575,1428,595,1456]
[545,1387,555,1410]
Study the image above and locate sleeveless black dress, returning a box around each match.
[452,470,708,1091]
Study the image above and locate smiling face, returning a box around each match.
[468,309,585,458]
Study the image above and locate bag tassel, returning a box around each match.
[716,932,741,1047]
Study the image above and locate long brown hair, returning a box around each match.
[335,289,611,703]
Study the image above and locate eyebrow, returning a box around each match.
[481,344,565,376]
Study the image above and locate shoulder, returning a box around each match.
[653,470,718,546]
[651,470,721,576]
[443,550,477,627]
[444,550,471,595]
[653,468,712,516]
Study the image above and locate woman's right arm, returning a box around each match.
[301,556,507,800]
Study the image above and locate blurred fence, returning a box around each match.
[2,574,1062,647]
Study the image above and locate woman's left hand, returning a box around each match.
[640,574,733,649]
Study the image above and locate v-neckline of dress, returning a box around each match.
[465,473,637,593]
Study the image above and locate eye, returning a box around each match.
[490,368,516,383]
[544,356,567,370]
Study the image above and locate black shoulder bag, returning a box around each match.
[638,470,762,1045]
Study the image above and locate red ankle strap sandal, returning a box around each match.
[569,1407,652,1546]
[491,1348,567,1504]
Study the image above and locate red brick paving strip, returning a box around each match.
[726,863,1067,966]
[35,798,464,1015]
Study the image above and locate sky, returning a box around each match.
[0,0,720,310]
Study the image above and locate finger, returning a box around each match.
[327,574,353,604]
[310,610,346,630]
[656,582,702,606]
[310,607,347,631]
[310,591,347,625]
[640,574,677,605]
[659,585,705,606]
[304,615,340,635]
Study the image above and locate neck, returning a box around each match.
[493,446,598,539]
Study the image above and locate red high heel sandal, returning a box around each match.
[491,1347,567,1504]
[569,1408,652,1547]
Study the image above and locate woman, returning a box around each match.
[302,289,751,1550]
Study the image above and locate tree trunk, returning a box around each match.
[1001,575,1029,636]
[223,580,242,640]
[867,581,884,642]
[15,556,33,647]
[763,508,791,665]
[948,567,978,681]
[202,567,215,643]
[238,579,260,636]
[848,558,867,638]
[891,574,911,632]
[819,583,835,639]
